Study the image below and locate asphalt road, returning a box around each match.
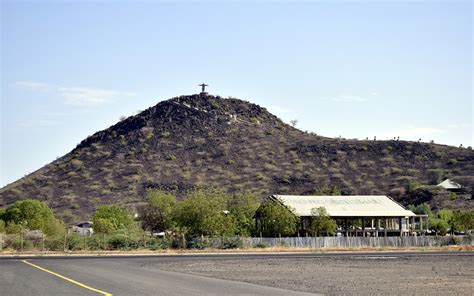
[1,251,472,296]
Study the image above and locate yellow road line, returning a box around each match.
[21,259,112,296]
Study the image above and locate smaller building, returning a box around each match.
[70,221,94,236]
[437,179,462,191]
[256,195,429,237]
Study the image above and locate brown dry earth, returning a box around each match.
[144,254,474,295]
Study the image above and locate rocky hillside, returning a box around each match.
[1,93,473,223]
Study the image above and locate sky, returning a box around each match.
[1,0,472,187]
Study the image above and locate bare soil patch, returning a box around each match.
[146,254,474,295]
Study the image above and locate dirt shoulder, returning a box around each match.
[140,252,474,295]
[0,245,472,257]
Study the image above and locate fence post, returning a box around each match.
[21,231,24,252]
[63,231,67,252]
[42,232,45,253]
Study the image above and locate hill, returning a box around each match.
[1,93,473,223]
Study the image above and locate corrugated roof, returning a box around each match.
[437,179,462,189]
[273,195,416,217]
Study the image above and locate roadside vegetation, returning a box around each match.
[0,192,473,252]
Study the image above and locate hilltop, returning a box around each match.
[1,93,473,223]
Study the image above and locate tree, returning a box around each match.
[92,205,135,234]
[0,208,4,233]
[172,188,236,237]
[2,199,64,235]
[453,210,474,233]
[228,191,260,236]
[429,217,449,236]
[309,207,337,236]
[141,189,177,232]
[259,200,298,237]
[290,119,298,127]
[407,203,432,215]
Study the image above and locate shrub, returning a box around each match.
[188,238,210,250]
[107,233,138,250]
[146,237,172,250]
[70,159,84,169]
[5,236,34,251]
[45,235,66,251]
[66,234,84,251]
[165,154,176,161]
[161,131,170,138]
[250,117,260,124]
[220,237,242,249]
[86,235,106,250]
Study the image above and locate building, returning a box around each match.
[256,195,428,237]
[437,179,463,191]
[70,221,94,236]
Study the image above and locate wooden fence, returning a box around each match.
[194,235,473,249]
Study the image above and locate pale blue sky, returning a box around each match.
[1,0,472,187]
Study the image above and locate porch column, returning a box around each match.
[362,218,365,237]
[375,218,380,237]
[398,217,403,237]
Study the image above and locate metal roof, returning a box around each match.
[437,179,462,189]
[272,195,416,217]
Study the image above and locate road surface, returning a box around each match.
[1,251,472,295]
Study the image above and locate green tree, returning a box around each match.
[172,188,236,236]
[407,203,432,215]
[3,199,64,235]
[228,191,260,236]
[259,200,298,237]
[141,189,177,232]
[0,208,4,233]
[92,205,135,234]
[429,217,449,236]
[453,210,474,233]
[437,209,456,234]
[309,207,337,236]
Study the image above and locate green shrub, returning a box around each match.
[86,235,106,250]
[220,237,242,249]
[45,236,65,251]
[161,131,170,138]
[166,154,176,161]
[108,233,137,250]
[188,238,210,250]
[449,192,457,201]
[66,234,84,251]
[146,237,172,250]
[6,236,34,251]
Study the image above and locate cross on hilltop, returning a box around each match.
[199,83,208,94]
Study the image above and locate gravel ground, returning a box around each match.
[144,255,474,295]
